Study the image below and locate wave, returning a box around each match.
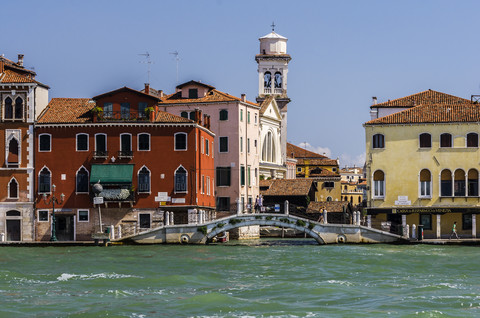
[57,273,139,281]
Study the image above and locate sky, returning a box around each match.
[3,0,480,167]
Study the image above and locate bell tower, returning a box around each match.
[256,24,291,165]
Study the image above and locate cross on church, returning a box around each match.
[271,21,276,31]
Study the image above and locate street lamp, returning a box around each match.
[43,184,65,241]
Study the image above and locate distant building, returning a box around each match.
[259,179,316,212]
[340,166,363,183]
[0,54,49,241]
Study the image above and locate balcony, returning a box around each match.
[93,151,108,159]
[95,111,148,122]
[118,150,133,159]
[262,88,284,95]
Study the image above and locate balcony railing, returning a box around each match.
[118,150,133,159]
[98,111,148,122]
[93,151,108,159]
[263,88,284,95]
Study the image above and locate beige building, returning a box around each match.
[364,90,480,238]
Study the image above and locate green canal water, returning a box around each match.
[1,240,480,317]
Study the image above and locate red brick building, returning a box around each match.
[35,87,215,241]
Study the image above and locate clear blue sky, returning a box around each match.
[4,0,480,166]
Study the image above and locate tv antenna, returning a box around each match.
[170,51,180,84]
[139,52,154,84]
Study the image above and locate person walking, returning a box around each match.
[449,221,459,239]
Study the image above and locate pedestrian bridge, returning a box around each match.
[117,213,406,245]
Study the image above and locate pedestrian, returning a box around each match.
[449,221,459,239]
[254,195,260,213]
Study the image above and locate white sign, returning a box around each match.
[172,198,185,204]
[94,197,104,205]
[155,192,169,202]
[395,196,411,206]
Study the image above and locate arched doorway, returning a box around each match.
[6,210,21,241]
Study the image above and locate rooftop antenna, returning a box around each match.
[139,52,154,84]
[170,51,180,84]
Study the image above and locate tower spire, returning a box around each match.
[271,21,276,31]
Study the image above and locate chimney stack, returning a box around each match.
[0,60,4,74]
[144,83,150,95]
[194,109,202,124]
[17,54,24,67]
[241,94,246,102]
[372,96,377,105]
[159,90,164,98]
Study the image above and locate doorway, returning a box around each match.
[55,215,74,241]
[6,220,21,241]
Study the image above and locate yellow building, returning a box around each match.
[341,182,363,206]
[364,91,480,238]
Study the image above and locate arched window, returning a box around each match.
[372,134,384,149]
[6,210,20,217]
[419,133,431,148]
[274,72,282,88]
[419,169,431,197]
[350,196,353,203]
[358,197,361,203]
[7,138,19,166]
[76,167,89,193]
[138,166,150,193]
[39,167,51,193]
[189,111,195,121]
[261,131,276,163]
[4,97,13,119]
[8,178,18,199]
[440,169,452,196]
[264,72,272,88]
[467,133,479,148]
[373,170,385,198]
[219,109,228,121]
[180,111,188,118]
[326,196,332,202]
[174,166,187,193]
[15,97,23,119]
[468,169,478,196]
[454,169,466,196]
[174,133,187,151]
[440,133,452,148]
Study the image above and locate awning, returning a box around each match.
[90,164,134,184]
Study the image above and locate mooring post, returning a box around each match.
[323,208,328,224]
[165,212,170,226]
[284,200,289,215]
[170,212,174,225]
[117,225,122,239]
[412,224,416,239]
[367,215,372,228]
[353,211,357,225]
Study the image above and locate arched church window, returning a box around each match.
[262,132,276,163]
[4,97,13,119]
[8,138,19,165]
[9,178,18,199]
[274,72,282,88]
[15,97,23,119]
[264,72,272,88]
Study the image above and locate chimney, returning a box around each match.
[144,83,150,95]
[372,96,377,105]
[159,90,164,98]
[195,109,202,124]
[0,60,4,74]
[241,94,246,102]
[17,54,24,67]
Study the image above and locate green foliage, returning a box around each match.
[255,216,262,219]
[265,216,273,221]
[296,219,306,227]
[217,222,225,228]
[91,106,103,113]
[229,219,242,225]
[279,218,292,224]
[308,223,315,230]
[197,226,208,235]
[144,106,155,116]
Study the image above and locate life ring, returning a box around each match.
[337,234,347,244]
[180,234,190,244]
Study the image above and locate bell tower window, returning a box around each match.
[274,72,282,89]
[264,72,272,93]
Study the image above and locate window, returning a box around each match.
[14,97,23,119]
[38,210,49,222]
[240,166,245,186]
[39,167,51,193]
[463,214,473,230]
[219,137,228,152]
[247,111,250,123]
[372,134,384,149]
[8,178,18,199]
[189,111,195,120]
[201,175,205,194]
[216,167,231,186]
[247,138,250,153]
[174,166,187,193]
[255,113,257,124]
[181,111,188,118]
[120,134,132,157]
[95,134,107,156]
[103,103,113,118]
[440,133,452,148]
[468,169,478,196]
[247,166,251,186]
[206,176,211,195]
[205,139,209,155]
[324,182,335,188]
[440,169,452,196]
[419,133,431,148]
[262,132,276,162]
[240,137,243,152]
[4,97,13,119]
[419,169,431,197]
[138,102,147,118]
[76,167,89,193]
[454,169,466,196]
[138,166,150,193]
[373,170,385,198]
[76,134,88,151]
[39,134,51,152]
[201,136,204,154]
[467,133,478,147]
[217,197,230,211]
[78,210,89,222]
[139,213,151,229]
[326,196,333,202]
[219,109,228,121]
[7,138,19,166]
[138,133,150,151]
[240,109,243,122]
[175,133,187,151]
[264,72,272,88]
[420,214,432,230]
[297,167,302,172]
[274,72,282,88]
[188,89,198,99]
[121,102,130,119]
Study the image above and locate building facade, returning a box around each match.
[0,54,49,241]
[35,87,215,241]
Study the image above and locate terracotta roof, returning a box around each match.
[296,158,338,166]
[287,143,327,159]
[0,57,49,88]
[307,201,348,213]
[371,89,469,108]
[160,89,258,107]
[260,179,315,196]
[365,103,480,125]
[38,98,193,124]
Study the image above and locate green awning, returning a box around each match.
[90,164,134,184]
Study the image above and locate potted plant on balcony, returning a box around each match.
[144,107,155,121]
[91,106,103,122]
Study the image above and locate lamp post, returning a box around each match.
[43,184,65,242]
